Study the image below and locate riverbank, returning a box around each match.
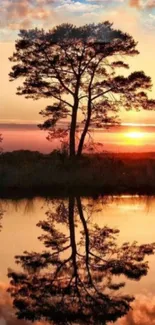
[0,150,155,198]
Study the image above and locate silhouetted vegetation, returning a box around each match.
[8,196,155,324]
[9,22,155,157]
[0,134,2,154]
[0,150,155,197]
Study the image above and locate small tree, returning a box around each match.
[9,22,155,157]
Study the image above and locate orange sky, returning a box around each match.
[0,124,154,152]
[0,1,155,152]
[0,1,155,126]
[0,34,155,126]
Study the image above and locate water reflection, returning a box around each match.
[7,196,155,325]
[0,203,5,232]
[0,210,3,232]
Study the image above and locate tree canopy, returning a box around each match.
[8,196,155,325]
[9,22,155,156]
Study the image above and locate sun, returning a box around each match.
[123,130,147,146]
[124,131,145,140]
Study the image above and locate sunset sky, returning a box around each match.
[0,0,155,152]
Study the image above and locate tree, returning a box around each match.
[0,204,5,232]
[0,134,4,228]
[0,134,2,153]
[9,22,155,157]
[8,196,155,325]
[0,210,3,232]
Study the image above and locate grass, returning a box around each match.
[0,150,155,198]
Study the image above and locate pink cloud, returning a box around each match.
[1,0,54,30]
[1,283,155,325]
[129,0,155,9]
[6,0,51,20]
[6,0,30,19]
[129,0,141,9]
[0,283,48,325]
[115,294,155,325]
[147,0,155,8]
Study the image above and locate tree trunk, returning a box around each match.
[76,196,92,282]
[69,79,80,158]
[76,197,90,263]
[77,98,91,157]
[68,196,78,277]
[69,105,77,157]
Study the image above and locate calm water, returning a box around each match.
[0,195,155,325]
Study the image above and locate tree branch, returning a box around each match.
[61,45,77,77]
[43,48,74,96]
[44,92,73,108]
[92,88,114,101]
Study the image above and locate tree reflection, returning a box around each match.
[8,196,155,325]
[0,207,4,232]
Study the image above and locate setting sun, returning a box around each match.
[124,131,146,140]
[122,130,149,147]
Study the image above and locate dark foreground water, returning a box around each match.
[0,195,155,325]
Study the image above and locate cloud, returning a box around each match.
[1,283,155,325]
[0,123,38,130]
[129,0,155,9]
[87,0,124,2]
[115,294,155,325]
[55,0,104,13]
[146,0,155,8]
[0,0,55,30]
[129,0,141,9]
[149,12,155,18]
[0,283,26,325]
[144,12,155,29]
[7,20,32,30]
[82,12,99,17]
[0,0,154,39]
[0,283,48,325]
[6,0,51,20]
[103,4,155,33]
[103,8,140,33]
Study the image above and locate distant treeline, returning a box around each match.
[0,150,155,198]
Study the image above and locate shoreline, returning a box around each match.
[0,186,155,200]
[0,150,155,199]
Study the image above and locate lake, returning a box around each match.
[0,195,155,325]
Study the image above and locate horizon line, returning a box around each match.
[121,123,155,127]
[1,120,155,127]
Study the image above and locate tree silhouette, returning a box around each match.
[0,134,2,153]
[9,22,155,157]
[0,204,5,232]
[0,210,3,232]
[8,197,155,325]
